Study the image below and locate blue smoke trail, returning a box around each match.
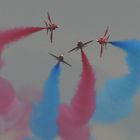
[24,137,33,140]
[93,40,140,123]
[29,63,60,140]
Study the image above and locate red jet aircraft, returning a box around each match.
[96,26,110,57]
[68,40,94,53]
[49,53,72,67]
[44,12,59,43]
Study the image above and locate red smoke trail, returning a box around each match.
[0,76,15,115]
[0,76,31,134]
[59,104,91,140]
[70,50,96,125]
[15,101,31,140]
[0,27,45,68]
[59,50,96,140]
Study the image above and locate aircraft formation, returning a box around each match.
[0,10,139,140]
[45,12,111,66]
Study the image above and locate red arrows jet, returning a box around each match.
[49,53,72,67]
[96,26,110,57]
[68,40,94,53]
[44,12,59,43]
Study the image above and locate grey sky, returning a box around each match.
[0,0,140,139]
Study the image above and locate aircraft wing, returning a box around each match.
[83,40,94,45]
[47,11,52,24]
[50,29,53,43]
[48,53,59,60]
[107,34,110,40]
[62,60,72,67]
[103,26,109,37]
[68,47,79,53]
[44,21,49,35]
[100,44,103,57]
[44,20,48,27]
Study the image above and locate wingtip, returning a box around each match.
[100,52,103,58]
[68,64,72,67]
[50,38,53,43]
[48,52,53,56]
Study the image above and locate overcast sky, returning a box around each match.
[0,0,140,140]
